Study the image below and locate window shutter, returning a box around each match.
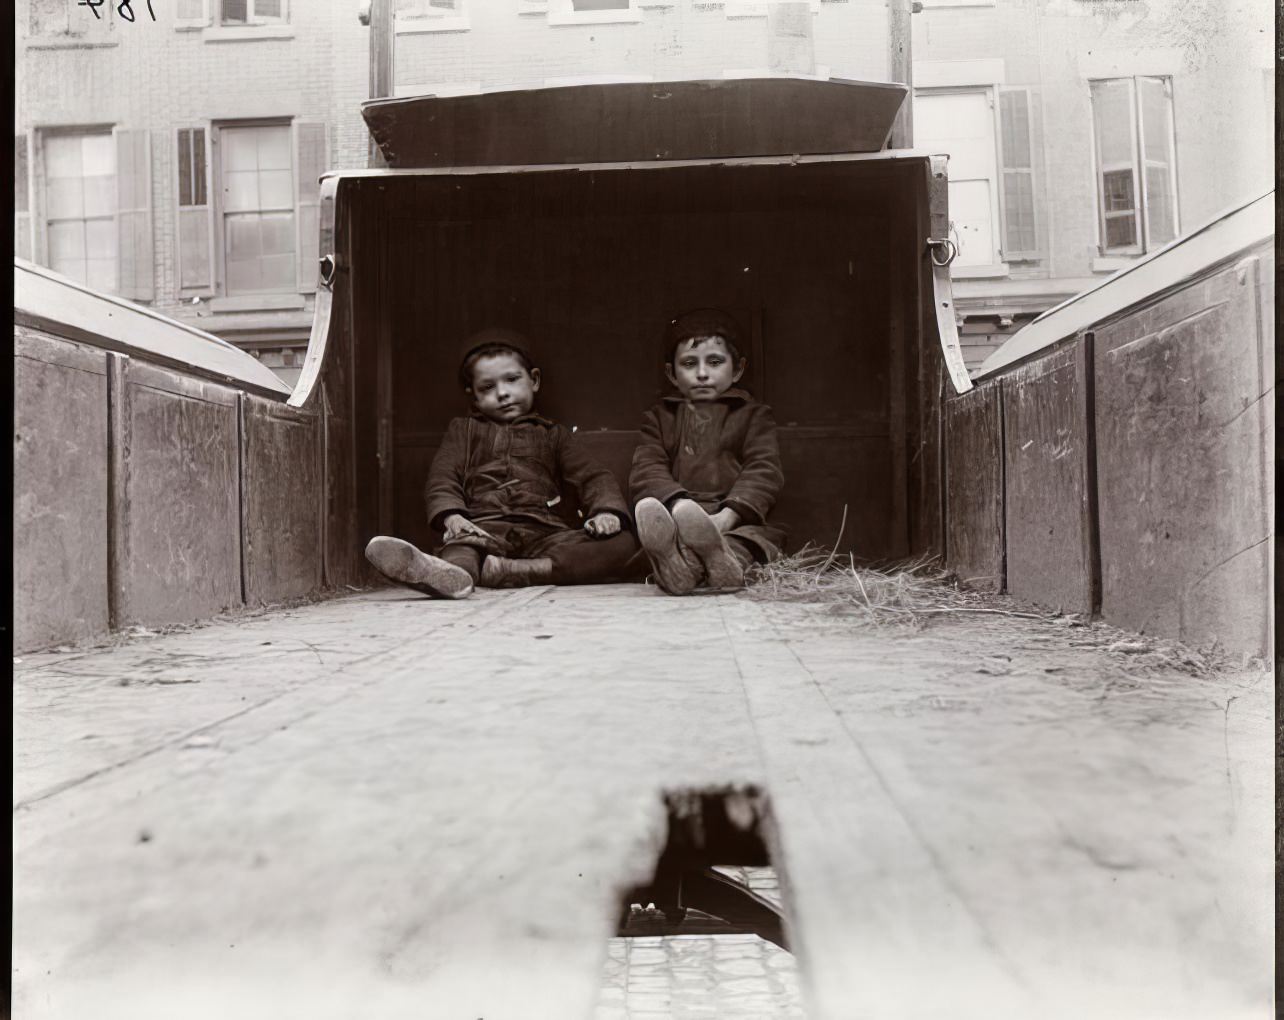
[176,126,214,291]
[15,133,33,262]
[175,0,210,27]
[113,128,155,302]
[998,87,1038,260]
[294,120,328,293]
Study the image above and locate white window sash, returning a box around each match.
[1091,77,1143,256]
[174,0,211,28]
[1135,76,1179,251]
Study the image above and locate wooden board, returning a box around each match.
[1001,339,1095,615]
[1094,256,1271,655]
[240,395,324,606]
[363,77,907,169]
[943,382,1004,591]
[12,587,1272,1019]
[13,329,110,652]
[112,359,242,627]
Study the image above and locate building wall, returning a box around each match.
[15,0,1272,380]
[913,0,1273,367]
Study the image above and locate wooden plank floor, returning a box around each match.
[12,585,1273,1020]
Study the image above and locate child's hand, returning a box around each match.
[584,513,621,538]
[710,508,741,534]
[443,514,493,542]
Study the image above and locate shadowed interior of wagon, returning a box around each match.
[338,155,932,569]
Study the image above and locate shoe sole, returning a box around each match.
[634,499,699,595]
[671,502,744,590]
[365,536,474,599]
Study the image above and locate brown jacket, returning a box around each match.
[629,389,786,557]
[425,413,630,532]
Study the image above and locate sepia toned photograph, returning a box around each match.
[11,0,1275,1017]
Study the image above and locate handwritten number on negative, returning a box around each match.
[77,0,157,21]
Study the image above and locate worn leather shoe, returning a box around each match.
[365,536,474,599]
[671,501,744,590]
[480,556,554,588]
[635,497,701,595]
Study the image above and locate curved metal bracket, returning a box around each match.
[926,156,973,395]
[289,177,340,410]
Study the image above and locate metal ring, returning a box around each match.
[928,238,958,267]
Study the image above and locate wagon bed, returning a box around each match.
[12,585,1271,1019]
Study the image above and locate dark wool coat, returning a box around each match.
[629,389,786,559]
[425,413,631,532]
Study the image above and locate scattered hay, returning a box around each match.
[742,545,1050,630]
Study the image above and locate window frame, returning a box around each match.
[395,0,469,33]
[209,118,298,299]
[547,0,643,27]
[218,0,289,27]
[1089,74,1180,257]
[36,125,120,293]
[26,0,119,47]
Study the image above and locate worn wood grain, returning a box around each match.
[1094,257,1271,655]
[13,330,110,652]
[363,78,906,169]
[1002,340,1095,615]
[240,394,324,606]
[113,360,242,628]
[943,382,1004,591]
[13,587,1270,1019]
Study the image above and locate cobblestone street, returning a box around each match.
[599,933,803,1020]
[599,868,802,1019]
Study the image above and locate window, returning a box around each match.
[547,0,640,23]
[397,0,462,15]
[45,132,118,292]
[219,124,295,294]
[28,0,115,39]
[219,0,287,25]
[1090,76,1178,254]
[176,119,326,297]
[395,0,468,31]
[28,128,153,299]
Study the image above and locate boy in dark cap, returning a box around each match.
[365,327,637,598]
[630,309,786,595]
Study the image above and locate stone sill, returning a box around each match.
[548,10,645,26]
[396,16,470,33]
[203,25,295,42]
[207,294,306,313]
[25,36,119,49]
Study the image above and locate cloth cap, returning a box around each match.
[662,308,744,362]
[458,327,536,387]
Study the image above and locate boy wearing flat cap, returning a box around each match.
[630,308,786,594]
[365,327,637,598]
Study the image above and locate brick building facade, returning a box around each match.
[15,0,1272,380]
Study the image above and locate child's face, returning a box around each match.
[468,352,541,423]
[666,336,745,402]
